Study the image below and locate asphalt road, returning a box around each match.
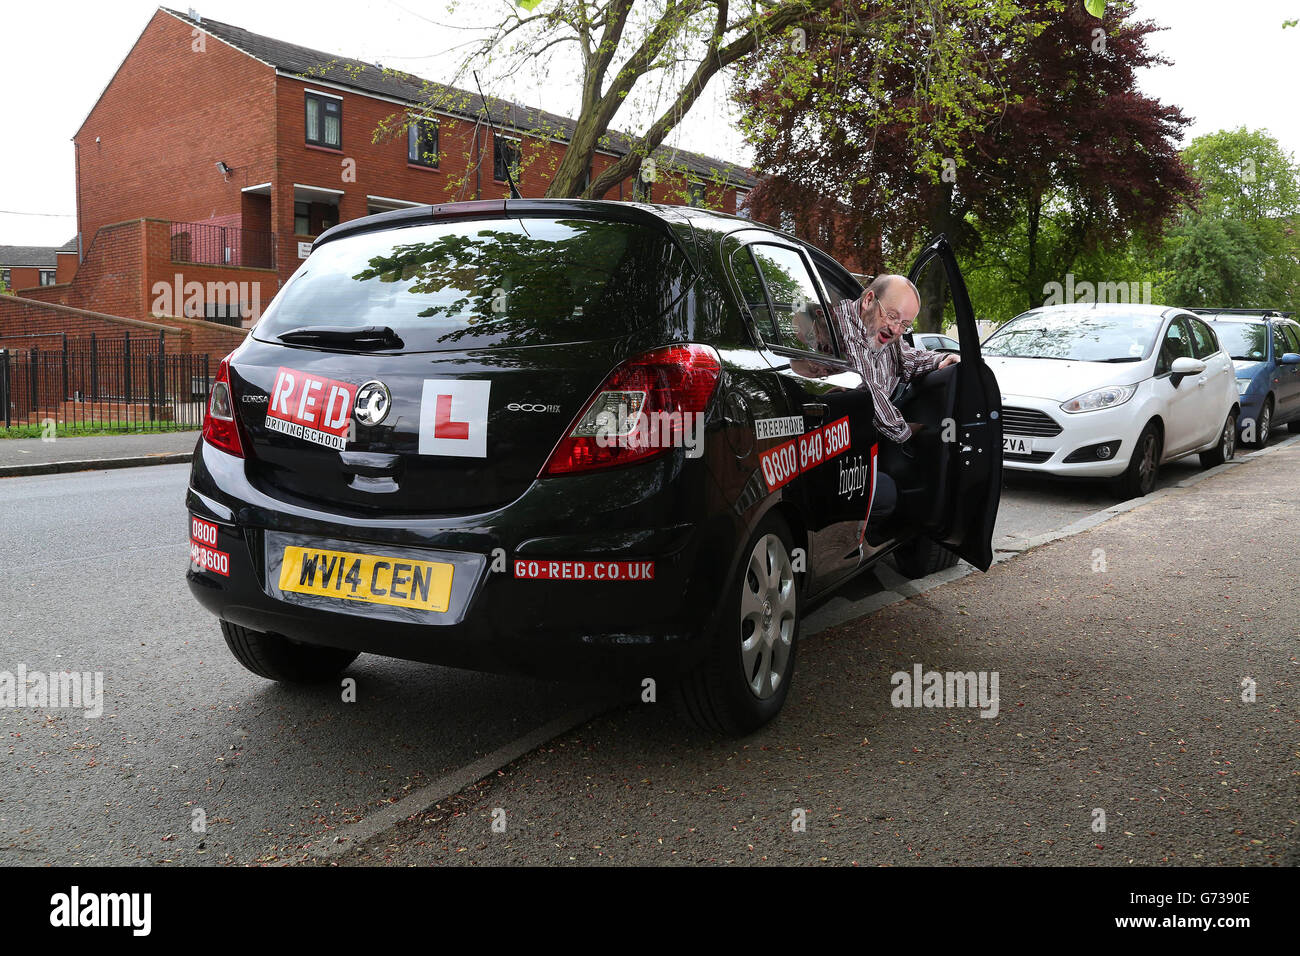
[0,449,1241,865]
[0,465,604,865]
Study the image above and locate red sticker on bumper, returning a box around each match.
[513,560,655,581]
[190,517,230,576]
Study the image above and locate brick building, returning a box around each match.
[0,241,78,293]
[69,8,761,303]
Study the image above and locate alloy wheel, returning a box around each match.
[739,533,796,700]
[1138,432,1158,493]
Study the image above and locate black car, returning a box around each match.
[186,199,1003,734]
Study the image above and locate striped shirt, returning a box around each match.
[831,297,946,443]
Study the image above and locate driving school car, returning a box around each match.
[186,198,1002,735]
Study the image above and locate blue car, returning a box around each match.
[1197,311,1300,447]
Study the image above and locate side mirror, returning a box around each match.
[1279,353,1300,366]
[1169,356,1206,386]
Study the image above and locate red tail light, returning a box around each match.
[541,344,722,476]
[202,355,245,458]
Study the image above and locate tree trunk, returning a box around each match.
[913,181,962,334]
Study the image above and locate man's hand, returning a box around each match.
[937,354,960,369]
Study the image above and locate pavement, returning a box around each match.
[0,431,198,477]
[326,439,1300,867]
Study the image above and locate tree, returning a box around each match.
[382,1,1040,201]
[1159,128,1300,310]
[738,0,1195,328]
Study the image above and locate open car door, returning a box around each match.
[905,235,1002,570]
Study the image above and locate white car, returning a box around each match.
[982,304,1239,497]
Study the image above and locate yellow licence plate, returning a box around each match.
[278,545,454,613]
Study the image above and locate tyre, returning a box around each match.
[220,620,359,682]
[1199,411,1237,468]
[674,513,799,736]
[1290,418,1300,434]
[892,536,960,578]
[1111,421,1161,499]
[1246,399,1272,448]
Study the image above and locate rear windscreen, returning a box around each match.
[254,217,695,351]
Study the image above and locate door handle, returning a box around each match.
[1196,376,1207,387]
[802,402,827,420]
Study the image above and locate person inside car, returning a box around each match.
[832,274,959,529]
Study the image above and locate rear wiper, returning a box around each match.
[276,325,404,350]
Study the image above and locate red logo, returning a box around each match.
[265,367,356,451]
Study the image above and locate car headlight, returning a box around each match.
[1236,378,1253,395]
[1060,384,1138,414]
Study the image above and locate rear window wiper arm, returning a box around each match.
[276,325,404,350]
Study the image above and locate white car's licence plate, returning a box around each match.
[1003,436,1030,455]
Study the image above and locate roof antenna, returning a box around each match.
[472,70,521,202]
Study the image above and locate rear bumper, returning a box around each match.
[186,441,736,679]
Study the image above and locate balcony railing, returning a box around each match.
[170,221,276,271]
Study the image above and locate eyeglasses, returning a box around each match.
[880,308,915,333]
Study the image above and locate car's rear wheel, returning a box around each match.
[1247,399,1272,448]
[674,513,799,736]
[892,536,960,578]
[1292,418,1300,434]
[1199,411,1237,468]
[220,620,358,682]
[1111,421,1161,499]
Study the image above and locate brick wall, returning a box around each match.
[0,294,244,364]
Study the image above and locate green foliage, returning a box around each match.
[1162,128,1300,311]
[1182,127,1300,222]
[1159,218,1269,308]
[1084,0,1106,17]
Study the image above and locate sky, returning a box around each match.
[1,0,1297,247]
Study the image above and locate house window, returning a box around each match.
[294,202,311,236]
[39,270,56,286]
[493,134,520,183]
[735,189,751,218]
[305,92,342,149]
[1,269,9,285]
[688,181,706,207]
[408,118,439,168]
[204,301,243,328]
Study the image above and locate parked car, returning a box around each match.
[185,199,1003,735]
[1193,311,1300,447]
[982,304,1239,498]
[912,332,961,352]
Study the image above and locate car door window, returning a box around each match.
[1188,318,1219,358]
[731,248,778,341]
[1284,325,1300,354]
[1157,319,1193,374]
[748,244,837,359]
[1274,329,1294,358]
[814,262,859,310]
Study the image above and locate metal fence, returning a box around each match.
[0,332,211,434]
[171,220,276,270]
